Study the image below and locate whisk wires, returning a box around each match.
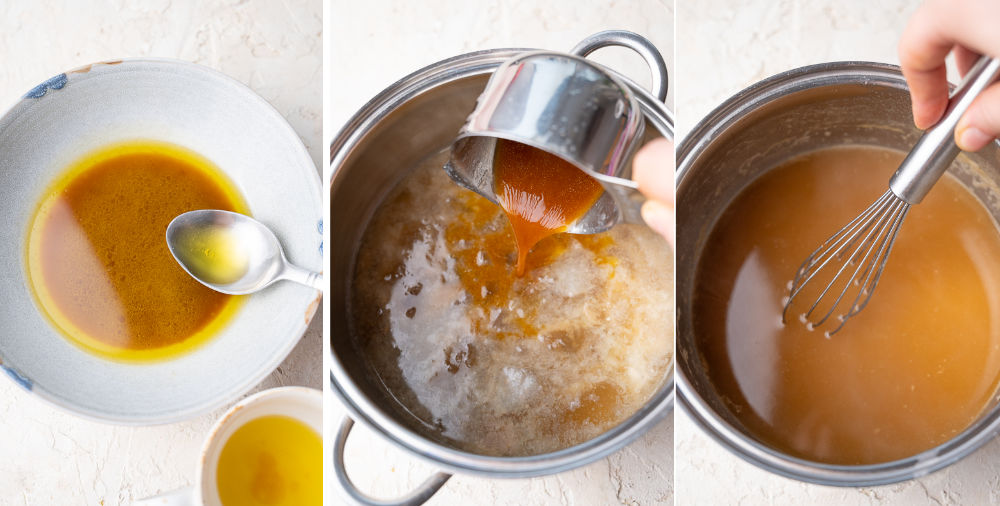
[782,190,910,335]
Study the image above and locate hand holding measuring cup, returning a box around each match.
[634,138,675,247]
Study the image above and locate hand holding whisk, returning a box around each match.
[782,55,1000,336]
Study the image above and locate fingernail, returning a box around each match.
[957,126,991,152]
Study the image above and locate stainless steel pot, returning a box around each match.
[677,61,1000,487]
[328,32,674,505]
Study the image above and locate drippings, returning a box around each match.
[350,150,672,456]
[493,139,605,275]
[693,146,1000,465]
[216,415,322,506]
[170,223,250,287]
[27,141,248,361]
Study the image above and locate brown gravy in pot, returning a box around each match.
[693,146,1000,465]
[350,150,672,456]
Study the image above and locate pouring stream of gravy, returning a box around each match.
[493,139,605,275]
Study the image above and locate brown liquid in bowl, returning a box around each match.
[693,146,1000,465]
[350,150,672,456]
[27,141,248,361]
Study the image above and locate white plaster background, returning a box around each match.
[324,1,673,505]
[0,1,323,504]
[675,1,1000,505]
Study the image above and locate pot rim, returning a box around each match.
[328,47,674,478]
[676,60,1000,487]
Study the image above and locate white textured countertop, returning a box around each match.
[324,0,674,505]
[675,0,919,140]
[0,1,323,504]
[675,1,1000,504]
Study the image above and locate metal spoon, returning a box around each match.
[166,209,322,295]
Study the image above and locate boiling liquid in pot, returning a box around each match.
[694,146,1000,465]
[350,150,672,456]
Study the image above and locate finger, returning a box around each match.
[898,3,954,129]
[641,200,675,249]
[899,0,1000,129]
[955,45,982,78]
[633,137,674,205]
[956,82,1000,151]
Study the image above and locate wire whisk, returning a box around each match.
[782,56,1000,335]
[782,190,909,335]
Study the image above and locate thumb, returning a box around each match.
[956,82,1000,152]
[641,200,675,250]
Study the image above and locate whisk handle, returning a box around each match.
[890,55,1000,204]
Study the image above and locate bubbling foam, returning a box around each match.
[350,150,673,456]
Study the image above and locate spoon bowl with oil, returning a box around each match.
[167,210,322,295]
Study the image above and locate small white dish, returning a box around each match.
[0,59,322,424]
[134,386,323,506]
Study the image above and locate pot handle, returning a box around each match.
[332,416,452,506]
[571,30,668,102]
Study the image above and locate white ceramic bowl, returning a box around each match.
[135,387,323,506]
[0,59,322,424]
[198,387,323,506]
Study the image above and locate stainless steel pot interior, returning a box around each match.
[677,61,1000,486]
[329,49,674,478]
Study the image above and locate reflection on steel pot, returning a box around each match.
[328,31,673,505]
[676,62,1000,487]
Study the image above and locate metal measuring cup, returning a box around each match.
[444,30,669,234]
